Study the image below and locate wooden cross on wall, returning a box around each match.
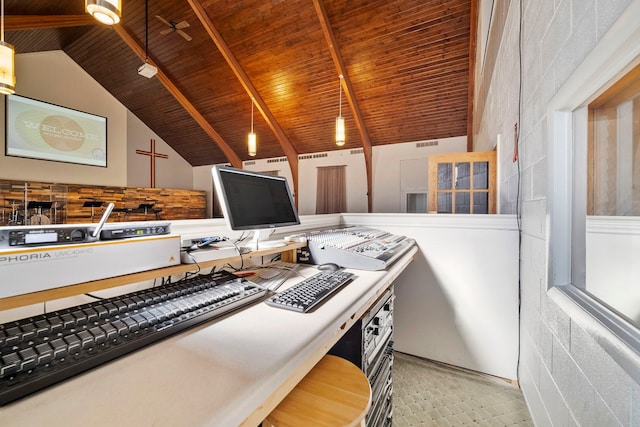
[135,139,168,188]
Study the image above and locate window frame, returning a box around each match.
[427,151,496,214]
[546,1,640,380]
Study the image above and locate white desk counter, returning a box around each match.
[1,247,416,427]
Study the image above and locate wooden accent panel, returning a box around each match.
[590,61,640,108]
[6,15,97,30]
[0,179,206,226]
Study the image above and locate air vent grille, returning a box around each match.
[299,153,329,160]
[266,157,288,163]
[416,140,439,148]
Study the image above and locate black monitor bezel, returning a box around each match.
[211,165,300,231]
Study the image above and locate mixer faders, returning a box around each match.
[297,226,415,271]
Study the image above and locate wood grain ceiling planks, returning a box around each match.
[4,0,472,167]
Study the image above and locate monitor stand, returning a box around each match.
[243,229,286,250]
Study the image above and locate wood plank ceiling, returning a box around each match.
[5,0,472,169]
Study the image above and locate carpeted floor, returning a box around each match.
[393,352,534,426]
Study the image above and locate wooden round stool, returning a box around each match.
[263,355,372,427]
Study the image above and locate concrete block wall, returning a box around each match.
[473,0,640,425]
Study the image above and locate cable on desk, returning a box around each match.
[233,232,249,246]
[224,238,245,271]
[181,251,202,281]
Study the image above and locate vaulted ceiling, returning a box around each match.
[5,0,473,170]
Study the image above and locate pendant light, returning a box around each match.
[335,75,345,146]
[86,0,122,26]
[0,0,15,95]
[248,98,257,156]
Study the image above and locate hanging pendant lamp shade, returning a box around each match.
[0,40,14,95]
[248,132,257,157]
[86,0,122,25]
[335,116,345,146]
[0,0,14,95]
[335,75,345,146]
[248,98,257,156]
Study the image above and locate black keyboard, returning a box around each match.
[0,270,266,406]
[265,270,356,313]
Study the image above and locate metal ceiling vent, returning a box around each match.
[266,157,288,164]
[416,140,439,148]
[299,153,329,160]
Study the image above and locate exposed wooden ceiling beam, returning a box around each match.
[312,0,373,213]
[6,15,97,30]
[112,24,243,168]
[186,0,301,204]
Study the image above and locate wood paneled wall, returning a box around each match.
[0,179,206,226]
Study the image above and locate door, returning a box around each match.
[428,151,496,214]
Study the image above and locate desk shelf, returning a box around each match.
[0,241,306,311]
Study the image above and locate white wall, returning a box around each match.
[0,50,190,190]
[193,164,217,217]
[372,137,467,212]
[343,213,520,380]
[242,149,368,216]
[0,51,127,186]
[585,216,640,326]
[126,110,192,189]
[474,1,640,426]
[297,149,368,215]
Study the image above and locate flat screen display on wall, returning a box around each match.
[5,94,107,167]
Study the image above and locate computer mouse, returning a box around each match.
[317,263,340,272]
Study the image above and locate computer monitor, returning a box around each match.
[211,165,300,249]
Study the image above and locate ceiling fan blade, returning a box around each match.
[177,30,192,41]
[175,20,190,30]
[155,15,172,27]
[160,28,172,35]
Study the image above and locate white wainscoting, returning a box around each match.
[342,213,520,380]
[586,216,640,326]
